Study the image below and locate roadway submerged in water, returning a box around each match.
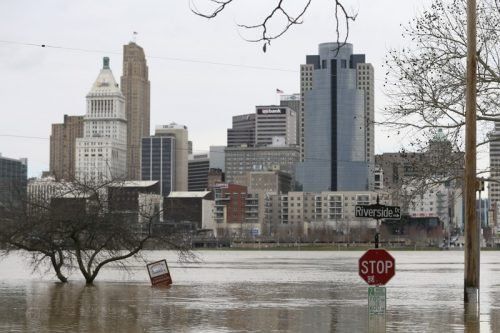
[0,250,497,332]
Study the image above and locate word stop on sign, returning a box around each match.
[360,260,394,275]
[358,249,396,286]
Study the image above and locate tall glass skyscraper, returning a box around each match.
[141,136,175,196]
[296,43,372,191]
[0,154,27,209]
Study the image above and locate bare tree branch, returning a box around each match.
[190,0,356,52]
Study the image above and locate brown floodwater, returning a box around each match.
[0,250,498,332]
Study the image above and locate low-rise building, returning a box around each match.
[233,170,292,194]
[211,183,264,237]
[163,191,214,230]
[402,181,463,234]
[265,191,392,239]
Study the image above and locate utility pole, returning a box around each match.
[464,0,479,304]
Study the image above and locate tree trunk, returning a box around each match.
[50,254,68,283]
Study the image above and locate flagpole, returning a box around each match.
[276,89,284,106]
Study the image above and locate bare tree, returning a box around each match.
[190,0,357,52]
[384,0,500,153]
[379,0,500,219]
[1,178,193,284]
[0,182,72,282]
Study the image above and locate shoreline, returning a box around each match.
[195,244,465,251]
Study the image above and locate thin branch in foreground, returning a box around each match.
[191,0,356,52]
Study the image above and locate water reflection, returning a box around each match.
[0,251,499,332]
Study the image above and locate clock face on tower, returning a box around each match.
[98,79,109,87]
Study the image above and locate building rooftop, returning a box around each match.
[87,57,122,96]
[168,191,212,198]
[109,180,159,188]
[156,123,187,130]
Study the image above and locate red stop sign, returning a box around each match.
[358,249,395,285]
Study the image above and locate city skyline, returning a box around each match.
[0,0,436,178]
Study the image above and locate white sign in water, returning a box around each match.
[368,287,386,316]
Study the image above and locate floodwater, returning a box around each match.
[0,250,498,332]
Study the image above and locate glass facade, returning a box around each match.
[141,137,174,196]
[296,43,369,192]
[188,158,210,191]
[0,155,27,208]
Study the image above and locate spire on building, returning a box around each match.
[88,57,122,96]
[103,57,110,69]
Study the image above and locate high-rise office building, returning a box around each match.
[121,42,150,180]
[188,153,210,191]
[76,57,127,181]
[255,106,297,147]
[227,113,255,147]
[141,136,175,196]
[376,130,463,192]
[280,94,300,142]
[209,146,226,172]
[227,106,297,148]
[0,153,27,209]
[300,64,314,161]
[296,43,371,192]
[50,115,84,180]
[225,145,300,184]
[155,123,188,191]
[357,63,374,165]
[279,94,300,113]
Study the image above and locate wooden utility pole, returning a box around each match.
[464,0,479,304]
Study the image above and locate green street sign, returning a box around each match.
[368,287,386,316]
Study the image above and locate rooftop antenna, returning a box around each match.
[132,31,138,43]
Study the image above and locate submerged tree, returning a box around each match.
[0,178,192,284]
[0,182,72,282]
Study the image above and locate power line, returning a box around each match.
[0,134,49,140]
[0,39,297,73]
[0,133,380,164]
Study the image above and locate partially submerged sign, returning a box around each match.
[359,249,395,286]
[355,204,401,219]
[368,287,386,316]
[147,259,172,287]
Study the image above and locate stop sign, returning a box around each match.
[358,249,395,285]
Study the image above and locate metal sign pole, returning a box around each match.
[375,195,380,249]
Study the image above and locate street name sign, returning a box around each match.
[359,249,395,286]
[147,259,173,287]
[355,204,401,219]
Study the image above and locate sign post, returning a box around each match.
[359,248,395,321]
[355,196,401,248]
[147,259,173,287]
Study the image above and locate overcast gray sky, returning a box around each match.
[0,0,436,177]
